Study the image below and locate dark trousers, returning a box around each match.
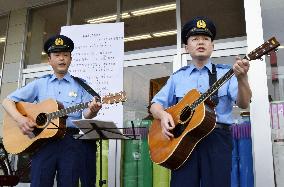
[171,128,233,187]
[30,134,96,187]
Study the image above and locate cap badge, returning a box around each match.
[196,20,206,29]
[55,38,64,46]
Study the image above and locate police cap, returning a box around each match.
[44,34,74,54]
[181,16,216,44]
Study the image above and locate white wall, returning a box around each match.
[244,0,275,186]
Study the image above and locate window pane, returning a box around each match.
[124,62,172,121]
[122,0,177,52]
[72,0,117,25]
[181,0,246,41]
[24,1,67,68]
[0,14,8,70]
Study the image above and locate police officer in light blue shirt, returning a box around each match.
[2,34,101,187]
[150,16,252,187]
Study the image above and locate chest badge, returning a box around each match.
[68,91,77,97]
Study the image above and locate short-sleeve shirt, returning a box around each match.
[7,72,93,128]
[151,61,238,125]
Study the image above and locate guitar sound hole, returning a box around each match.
[171,123,186,138]
[180,106,193,123]
[36,113,47,126]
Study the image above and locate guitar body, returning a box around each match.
[3,99,66,154]
[148,89,216,170]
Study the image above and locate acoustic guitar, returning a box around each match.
[3,91,126,154]
[148,37,280,170]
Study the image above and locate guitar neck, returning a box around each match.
[46,91,127,120]
[47,101,90,120]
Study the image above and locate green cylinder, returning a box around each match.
[153,163,171,187]
[122,120,153,187]
[137,120,153,187]
[123,129,139,187]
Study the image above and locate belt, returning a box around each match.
[215,123,231,132]
[66,128,80,135]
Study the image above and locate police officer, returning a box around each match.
[150,16,251,187]
[2,34,101,187]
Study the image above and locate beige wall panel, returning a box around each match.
[3,43,23,64]
[0,106,3,120]
[6,25,26,45]
[1,62,20,83]
[0,107,5,137]
[0,82,18,102]
[0,82,18,137]
[8,8,27,27]
[0,124,2,137]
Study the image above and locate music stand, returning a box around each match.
[72,119,136,187]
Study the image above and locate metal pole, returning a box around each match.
[116,0,122,22]
[67,0,74,26]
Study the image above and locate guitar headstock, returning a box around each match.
[247,37,280,61]
[102,91,127,104]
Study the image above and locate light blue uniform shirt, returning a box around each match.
[152,61,238,125]
[7,72,93,128]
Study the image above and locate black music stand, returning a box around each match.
[72,119,136,187]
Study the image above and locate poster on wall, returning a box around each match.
[270,101,284,187]
[61,23,124,128]
[270,101,284,141]
[270,102,284,129]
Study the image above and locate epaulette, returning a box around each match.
[173,65,191,75]
[215,64,232,69]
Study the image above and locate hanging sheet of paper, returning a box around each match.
[61,23,124,128]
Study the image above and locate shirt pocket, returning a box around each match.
[37,94,56,102]
[175,88,187,103]
[62,93,83,118]
[218,84,228,98]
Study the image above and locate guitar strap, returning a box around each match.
[208,64,219,105]
[72,76,101,100]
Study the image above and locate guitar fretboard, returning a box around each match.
[44,91,126,121]
[47,101,90,121]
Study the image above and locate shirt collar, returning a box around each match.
[50,72,72,82]
[188,60,213,74]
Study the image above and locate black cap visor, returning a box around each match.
[47,45,71,53]
[187,28,213,40]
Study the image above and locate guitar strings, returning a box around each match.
[181,67,236,121]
